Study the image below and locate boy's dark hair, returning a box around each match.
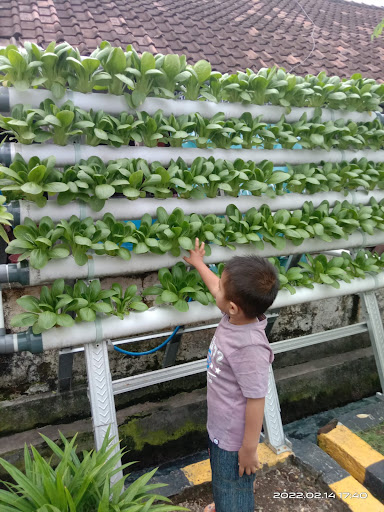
[223,255,279,318]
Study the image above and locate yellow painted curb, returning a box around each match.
[318,422,384,484]
[181,443,292,486]
[182,459,212,486]
[329,475,384,512]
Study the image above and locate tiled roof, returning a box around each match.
[1,0,384,79]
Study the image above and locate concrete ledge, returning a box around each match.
[318,421,384,503]
[289,436,384,511]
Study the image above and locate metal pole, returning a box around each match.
[84,340,123,484]
[360,291,384,392]
[262,365,292,454]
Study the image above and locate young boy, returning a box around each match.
[184,238,279,512]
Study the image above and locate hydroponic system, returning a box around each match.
[1,41,384,482]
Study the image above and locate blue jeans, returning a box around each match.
[208,437,256,512]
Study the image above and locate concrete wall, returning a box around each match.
[0,276,382,474]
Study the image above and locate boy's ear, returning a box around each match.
[228,301,239,316]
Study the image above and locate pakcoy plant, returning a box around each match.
[142,262,211,312]
[58,157,118,211]
[4,103,384,151]
[90,41,134,95]
[11,279,148,332]
[0,195,13,243]
[56,215,110,266]
[9,199,384,269]
[2,42,384,110]
[118,159,172,200]
[58,278,116,322]
[0,104,46,144]
[33,99,94,145]
[298,253,353,289]
[182,59,212,100]
[0,43,45,91]
[123,45,164,106]
[66,47,111,93]
[5,216,69,269]
[161,114,196,147]
[152,53,191,99]
[268,257,311,295]
[93,213,136,260]
[222,204,264,250]
[134,109,167,146]
[168,157,237,199]
[109,283,148,318]
[0,155,67,207]
[119,213,160,255]
[37,41,74,99]
[153,207,203,256]
[11,279,77,333]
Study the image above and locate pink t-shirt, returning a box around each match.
[207,313,274,451]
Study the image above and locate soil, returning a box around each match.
[173,462,350,511]
[355,421,384,456]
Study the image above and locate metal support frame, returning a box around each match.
[360,291,384,391]
[58,348,74,392]
[263,365,292,453]
[84,340,123,484]
[162,326,184,368]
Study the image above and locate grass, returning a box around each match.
[355,421,384,456]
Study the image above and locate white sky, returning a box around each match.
[343,0,384,6]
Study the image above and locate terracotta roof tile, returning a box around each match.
[1,0,384,79]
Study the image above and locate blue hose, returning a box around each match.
[113,325,182,357]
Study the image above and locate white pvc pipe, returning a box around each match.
[39,272,384,351]
[19,190,384,223]
[0,289,4,332]
[29,230,384,285]
[10,144,384,167]
[6,87,375,123]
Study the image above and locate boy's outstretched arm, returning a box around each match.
[183,238,219,298]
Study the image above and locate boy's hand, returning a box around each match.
[238,444,260,477]
[183,237,205,268]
